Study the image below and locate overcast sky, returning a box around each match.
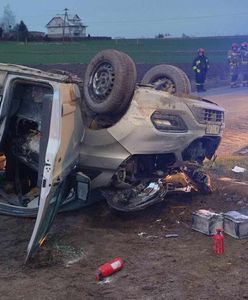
[1,0,248,38]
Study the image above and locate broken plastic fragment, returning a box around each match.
[138,232,147,237]
[147,182,160,191]
[232,166,246,173]
[165,234,179,238]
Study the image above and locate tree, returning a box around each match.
[156,33,164,38]
[17,20,28,42]
[182,33,190,38]
[1,4,16,32]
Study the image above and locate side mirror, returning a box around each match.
[58,172,91,213]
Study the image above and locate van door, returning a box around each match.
[26,84,85,261]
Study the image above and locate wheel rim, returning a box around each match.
[89,62,115,103]
[152,77,176,94]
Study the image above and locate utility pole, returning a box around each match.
[62,8,69,43]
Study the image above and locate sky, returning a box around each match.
[1,0,248,38]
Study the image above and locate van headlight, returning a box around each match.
[151,111,188,132]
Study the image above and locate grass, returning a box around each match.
[206,155,248,181]
[1,35,248,65]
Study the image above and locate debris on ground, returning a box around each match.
[105,164,213,212]
[162,164,213,195]
[146,235,159,240]
[97,277,113,285]
[138,232,147,237]
[162,170,196,193]
[232,166,246,173]
[235,146,248,155]
[165,234,179,238]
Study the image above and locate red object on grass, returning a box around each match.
[213,228,224,255]
[96,258,124,281]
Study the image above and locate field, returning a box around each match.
[1,35,248,65]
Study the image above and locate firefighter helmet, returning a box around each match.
[231,43,239,50]
[240,42,247,49]
[197,48,205,54]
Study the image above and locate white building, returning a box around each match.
[46,13,87,38]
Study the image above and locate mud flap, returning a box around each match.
[103,180,167,212]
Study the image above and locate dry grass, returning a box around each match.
[205,155,248,181]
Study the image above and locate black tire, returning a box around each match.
[141,64,191,95]
[83,49,137,114]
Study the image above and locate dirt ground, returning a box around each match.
[0,87,248,300]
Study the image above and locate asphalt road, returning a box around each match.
[197,86,248,156]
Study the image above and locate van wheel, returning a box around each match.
[141,64,191,95]
[83,49,137,114]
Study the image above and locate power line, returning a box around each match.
[12,11,248,22]
[84,12,248,24]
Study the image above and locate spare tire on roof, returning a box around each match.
[83,49,137,115]
[141,64,191,95]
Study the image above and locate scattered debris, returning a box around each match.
[232,166,246,173]
[55,243,85,267]
[236,146,248,155]
[162,164,213,194]
[105,179,167,212]
[146,235,159,239]
[192,209,223,235]
[138,232,147,237]
[162,170,197,193]
[97,277,112,285]
[65,254,85,267]
[165,234,179,238]
[237,200,245,206]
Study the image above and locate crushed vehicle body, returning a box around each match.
[0,49,224,261]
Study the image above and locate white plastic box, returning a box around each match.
[224,211,248,239]
[192,209,223,235]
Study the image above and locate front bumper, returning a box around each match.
[108,88,224,160]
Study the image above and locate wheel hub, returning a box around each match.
[153,77,176,94]
[91,62,115,102]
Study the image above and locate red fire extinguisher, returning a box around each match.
[96,258,124,281]
[213,228,224,255]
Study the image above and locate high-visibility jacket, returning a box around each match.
[192,55,210,74]
[240,48,248,66]
[227,50,241,68]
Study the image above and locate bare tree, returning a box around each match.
[17,20,29,42]
[1,4,16,32]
